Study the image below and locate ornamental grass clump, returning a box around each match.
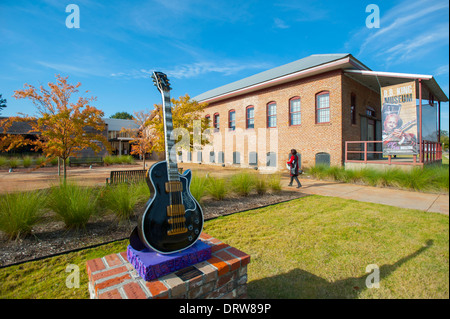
[0,190,47,239]
[190,174,208,203]
[231,172,256,196]
[48,183,99,229]
[267,174,282,192]
[205,176,228,200]
[100,182,148,221]
[254,175,268,195]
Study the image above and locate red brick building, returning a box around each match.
[185,54,446,171]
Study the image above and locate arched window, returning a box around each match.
[267,102,277,128]
[315,152,330,167]
[205,114,211,126]
[289,97,301,126]
[316,91,330,123]
[213,113,220,130]
[246,106,254,129]
[228,109,236,131]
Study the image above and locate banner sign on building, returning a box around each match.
[381,81,418,155]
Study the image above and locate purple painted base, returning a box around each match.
[127,240,212,281]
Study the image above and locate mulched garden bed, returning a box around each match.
[0,190,307,267]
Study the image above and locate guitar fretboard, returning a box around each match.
[162,91,180,181]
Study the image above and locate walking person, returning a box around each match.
[287,149,302,188]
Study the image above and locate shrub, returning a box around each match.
[267,174,282,192]
[190,174,208,203]
[0,190,47,239]
[22,156,33,168]
[254,175,268,195]
[35,156,46,167]
[103,155,114,165]
[307,164,329,180]
[104,155,135,165]
[308,163,449,193]
[205,177,228,200]
[231,172,256,196]
[101,182,148,221]
[48,183,99,229]
[50,157,58,166]
[0,157,7,168]
[397,167,431,192]
[8,158,19,169]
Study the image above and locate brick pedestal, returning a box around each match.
[86,233,250,299]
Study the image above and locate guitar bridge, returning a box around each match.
[165,181,183,193]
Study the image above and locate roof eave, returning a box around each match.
[197,55,366,104]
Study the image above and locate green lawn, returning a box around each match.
[0,195,448,299]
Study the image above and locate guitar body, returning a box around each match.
[131,161,204,254]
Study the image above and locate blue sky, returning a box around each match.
[1,0,449,131]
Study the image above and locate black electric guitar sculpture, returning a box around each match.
[129,71,204,254]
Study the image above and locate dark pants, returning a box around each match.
[289,175,302,187]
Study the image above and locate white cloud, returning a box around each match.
[273,18,289,29]
[435,64,449,77]
[348,0,449,66]
[37,61,106,77]
[111,61,272,80]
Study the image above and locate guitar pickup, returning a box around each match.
[167,204,185,217]
[165,181,183,193]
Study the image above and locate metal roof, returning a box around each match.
[102,118,139,131]
[344,70,449,102]
[193,53,369,103]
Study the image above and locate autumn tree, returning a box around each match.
[146,94,210,157]
[120,109,157,169]
[0,75,110,181]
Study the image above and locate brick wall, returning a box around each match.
[86,233,250,299]
[188,70,382,169]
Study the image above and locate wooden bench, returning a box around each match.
[69,156,104,167]
[106,167,184,186]
[107,169,147,185]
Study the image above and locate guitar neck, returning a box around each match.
[161,90,179,181]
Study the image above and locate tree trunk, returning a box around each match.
[63,158,67,183]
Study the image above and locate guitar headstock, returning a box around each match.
[152,71,172,93]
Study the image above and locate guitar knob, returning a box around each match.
[188,225,193,231]
[194,229,199,235]
[194,219,199,224]
[188,236,193,241]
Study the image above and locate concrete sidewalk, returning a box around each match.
[282,176,449,215]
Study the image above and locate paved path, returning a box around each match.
[281,176,449,215]
[1,162,448,215]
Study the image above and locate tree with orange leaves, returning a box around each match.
[120,109,157,169]
[146,94,210,154]
[0,75,110,181]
